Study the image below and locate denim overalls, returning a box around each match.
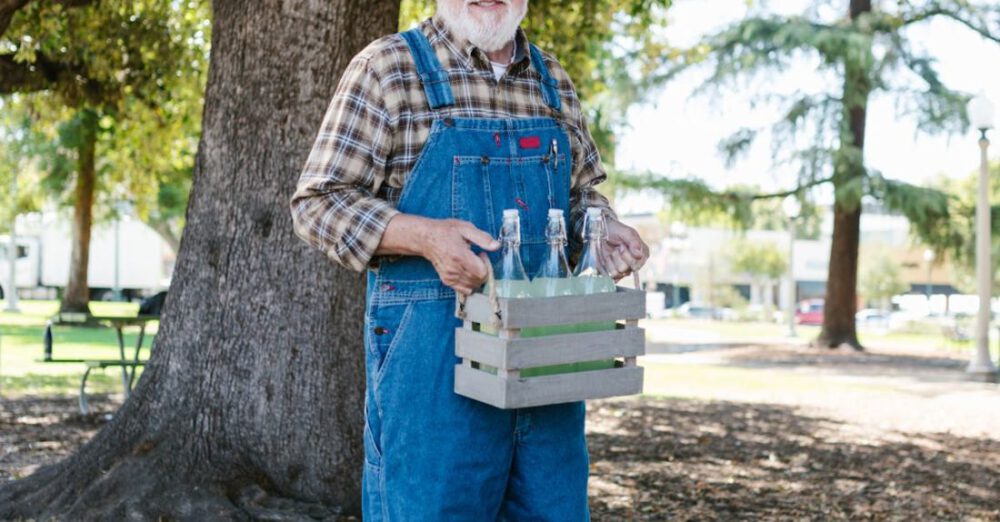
[361,28,590,521]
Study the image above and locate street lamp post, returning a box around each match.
[668,222,687,312]
[113,213,121,301]
[4,174,20,313]
[782,195,801,338]
[967,92,998,382]
[923,249,935,315]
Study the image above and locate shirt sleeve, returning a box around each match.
[547,59,618,259]
[290,54,399,272]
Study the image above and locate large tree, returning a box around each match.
[0,1,400,518]
[1,0,205,313]
[626,0,999,349]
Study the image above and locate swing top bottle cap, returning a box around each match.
[586,207,603,218]
[503,209,519,219]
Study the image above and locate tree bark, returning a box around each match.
[816,0,871,350]
[59,109,97,315]
[1,1,401,519]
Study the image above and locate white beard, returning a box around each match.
[437,1,527,53]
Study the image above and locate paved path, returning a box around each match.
[638,321,1000,440]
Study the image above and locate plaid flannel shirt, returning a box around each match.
[291,16,616,272]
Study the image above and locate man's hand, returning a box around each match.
[377,214,498,296]
[602,219,649,282]
[419,219,498,296]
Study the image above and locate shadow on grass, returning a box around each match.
[587,397,999,520]
[0,395,120,483]
[2,394,996,519]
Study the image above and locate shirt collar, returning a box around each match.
[428,15,530,71]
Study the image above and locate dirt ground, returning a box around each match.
[2,343,999,521]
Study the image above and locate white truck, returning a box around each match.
[0,212,173,301]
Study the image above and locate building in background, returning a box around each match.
[0,210,174,302]
[621,202,967,317]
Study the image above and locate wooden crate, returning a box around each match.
[454,286,646,409]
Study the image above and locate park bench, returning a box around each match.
[38,292,165,414]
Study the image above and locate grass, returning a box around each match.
[643,317,1000,359]
[0,300,156,396]
[3,299,996,397]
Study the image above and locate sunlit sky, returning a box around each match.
[614,0,1000,214]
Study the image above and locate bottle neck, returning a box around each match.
[538,237,570,278]
[575,234,606,277]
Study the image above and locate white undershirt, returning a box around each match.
[490,61,509,81]
[488,41,517,81]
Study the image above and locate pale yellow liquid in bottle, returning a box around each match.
[571,275,618,373]
[520,277,577,377]
[475,276,617,376]
[477,279,532,375]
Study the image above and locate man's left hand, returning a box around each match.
[603,219,650,282]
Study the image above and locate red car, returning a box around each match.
[796,299,824,325]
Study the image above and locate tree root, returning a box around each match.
[1,456,347,521]
[811,334,865,352]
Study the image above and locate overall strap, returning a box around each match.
[528,44,562,112]
[400,28,455,109]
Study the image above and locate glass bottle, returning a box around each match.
[522,209,576,377]
[572,207,617,372]
[479,210,530,373]
[487,209,531,299]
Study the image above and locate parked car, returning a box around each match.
[795,299,824,325]
[677,303,717,319]
[855,308,890,328]
[676,303,737,321]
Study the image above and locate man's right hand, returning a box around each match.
[419,219,498,296]
[376,214,498,296]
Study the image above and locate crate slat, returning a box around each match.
[454,365,644,409]
[461,286,646,328]
[455,327,644,369]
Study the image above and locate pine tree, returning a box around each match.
[629,0,999,349]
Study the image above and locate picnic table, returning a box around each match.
[40,313,159,414]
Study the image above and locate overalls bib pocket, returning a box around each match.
[451,153,568,269]
[452,155,499,239]
[513,152,568,239]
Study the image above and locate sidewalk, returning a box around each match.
[638,320,1000,439]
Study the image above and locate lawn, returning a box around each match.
[0,300,157,396]
[642,316,999,359]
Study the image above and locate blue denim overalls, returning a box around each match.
[361,28,590,521]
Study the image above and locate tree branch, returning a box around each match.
[898,5,1000,44]
[0,52,74,94]
[0,0,97,38]
[0,50,112,105]
[0,0,29,37]
[936,10,1000,44]
[742,177,834,201]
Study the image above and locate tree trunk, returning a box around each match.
[816,0,871,351]
[0,1,401,519]
[59,109,97,315]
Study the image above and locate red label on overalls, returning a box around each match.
[519,136,541,149]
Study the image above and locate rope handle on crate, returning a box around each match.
[455,254,502,328]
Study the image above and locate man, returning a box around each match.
[291,1,649,519]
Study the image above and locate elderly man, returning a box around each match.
[291,0,649,519]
